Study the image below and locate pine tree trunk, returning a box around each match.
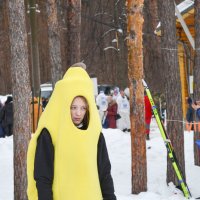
[66,0,81,67]
[193,0,200,166]
[0,1,12,94]
[126,0,147,194]
[46,0,63,87]
[81,0,128,88]
[8,1,31,199]
[143,0,163,93]
[29,0,41,97]
[37,0,51,84]
[158,0,186,186]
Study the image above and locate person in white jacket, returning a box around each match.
[96,91,108,123]
[116,90,130,132]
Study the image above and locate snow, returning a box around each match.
[0,136,13,199]
[177,0,194,14]
[103,119,200,200]
[0,118,200,199]
[0,95,12,105]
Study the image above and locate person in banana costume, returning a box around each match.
[27,63,116,200]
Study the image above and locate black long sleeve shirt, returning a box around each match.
[34,128,117,200]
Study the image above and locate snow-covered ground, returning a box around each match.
[104,119,200,200]
[0,118,200,199]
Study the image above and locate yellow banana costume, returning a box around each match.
[27,66,102,200]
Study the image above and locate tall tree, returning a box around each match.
[46,0,63,87]
[0,0,130,94]
[126,0,147,194]
[66,0,81,67]
[0,1,11,94]
[193,0,200,166]
[81,0,128,88]
[143,0,163,93]
[8,0,31,199]
[29,0,41,97]
[158,0,186,185]
[36,0,51,84]
[175,0,183,4]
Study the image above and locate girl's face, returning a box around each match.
[70,96,87,126]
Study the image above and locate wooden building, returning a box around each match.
[156,0,194,119]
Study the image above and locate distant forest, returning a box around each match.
[0,0,171,95]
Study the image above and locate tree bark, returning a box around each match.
[8,1,31,199]
[46,0,63,87]
[126,0,147,194]
[36,0,51,84]
[0,0,130,93]
[0,1,11,94]
[81,0,128,88]
[143,0,163,93]
[29,0,41,97]
[193,0,200,166]
[158,0,186,186]
[65,0,81,67]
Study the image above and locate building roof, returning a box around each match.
[176,0,194,15]
[155,0,194,42]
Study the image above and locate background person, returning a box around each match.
[0,100,5,138]
[192,101,200,118]
[0,100,3,110]
[144,92,152,140]
[116,89,130,132]
[96,90,108,123]
[0,96,13,137]
[106,96,118,129]
[42,97,49,109]
[30,97,43,133]
[112,87,120,101]
[186,97,194,131]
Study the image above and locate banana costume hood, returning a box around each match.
[27,66,102,200]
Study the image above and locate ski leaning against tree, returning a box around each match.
[142,79,192,199]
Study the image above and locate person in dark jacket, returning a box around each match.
[27,63,116,200]
[0,96,13,136]
[0,100,5,138]
[186,97,194,131]
[0,100,3,110]
[186,97,194,122]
